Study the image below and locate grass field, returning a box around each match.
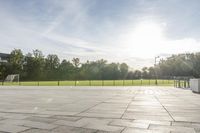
[0,79,177,86]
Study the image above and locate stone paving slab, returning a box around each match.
[122,127,170,133]
[0,86,199,133]
[0,124,29,133]
[148,124,196,133]
[0,119,58,130]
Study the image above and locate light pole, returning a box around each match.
[154,56,160,85]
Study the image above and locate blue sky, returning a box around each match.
[1,0,200,69]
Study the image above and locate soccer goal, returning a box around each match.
[4,74,19,83]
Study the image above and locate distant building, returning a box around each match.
[0,53,10,63]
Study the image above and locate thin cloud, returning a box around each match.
[1,0,200,68]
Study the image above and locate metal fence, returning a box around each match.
[174,80,190,88]
[0,79,174,86]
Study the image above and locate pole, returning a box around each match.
[18,74,20,85]
[178,80,181,88]
[184,80,186,88]
[174,80,175,87]
[154,56,159,85]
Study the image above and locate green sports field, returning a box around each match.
[0,79,178,86]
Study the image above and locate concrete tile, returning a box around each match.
[25,116,57,123]
[122,113,173,121]
[0,86,200,132]
[122,127,170,133]
[149,124,196,133]
[50,115,81,121]
[110,119,149,129]
[23,121,58,130]
[0,124,29,133]
[77,112,122,118]
[0,119,57,130]
[21,129,49,133]
[133,120,171,126]
[53,126,97,133]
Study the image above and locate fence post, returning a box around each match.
[132,80,133,86]
[184,80,186,88]
[75,80,76,86]
[141,79,142,85]
[149,79,150,85]
[175,80,177,87]
[38,81,39,86]
[102,80,104,86]
[174,80,175,87]
[113,80,115,86]
[123,80,125,86]
[178,80,181,88]
[58,81,60,86]
[89,80,91,86]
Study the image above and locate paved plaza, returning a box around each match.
[0,86,199,133]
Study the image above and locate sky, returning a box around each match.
[1,0,200,69]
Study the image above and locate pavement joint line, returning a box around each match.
[147,123,151,129]
[120,93,138,119]
[154,95,175,122]
[119,127,126,133]
[0,111,124,119]
[75,97,114,116]
[18,128,34,133]
[0,111,36,115]
[51,124,100,132]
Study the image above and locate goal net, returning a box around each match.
[4,74,19,82]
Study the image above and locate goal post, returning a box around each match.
[4,74,19,83]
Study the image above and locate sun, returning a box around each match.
[121,21,166,58]
[133,22,163,42]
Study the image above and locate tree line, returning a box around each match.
[0,49,199,81]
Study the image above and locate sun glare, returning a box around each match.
[121,22,166,57]
[134,22,163,42]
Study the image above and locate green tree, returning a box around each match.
[24,50,45,80]
[72,58,80,68]
[45,54,60,80]
[142,67,148,79]
[9,49,24,74]
[102,63,120,80]
[119,63,128,79]
[148,67,155,79]
[72,58,80,80]
[59,60,75,80]
[133,70,142,79]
